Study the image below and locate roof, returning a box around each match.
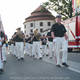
[24,5,55,23]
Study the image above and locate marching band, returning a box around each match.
[0,15,68,74]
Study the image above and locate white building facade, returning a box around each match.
[23,5,55,36]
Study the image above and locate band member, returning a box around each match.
[12,27,25,60]
[51,15,68,67]
[47,31,53,58]
[2,34,8,62]
[10,39,15,56]
[0,31,5,72]
[32,28,42,59]
[2,43,7,62]
[41,34,47,56]
[27,33,34,56]
[24,35,28,54]
[8,39,13,55]
[5,38,9,54]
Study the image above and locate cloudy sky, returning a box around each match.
[0,0,57,39]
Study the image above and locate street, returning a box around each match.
[0,52,80,80]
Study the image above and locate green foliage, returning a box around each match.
[43,0,73,20]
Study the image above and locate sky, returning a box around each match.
[0,0,57,39]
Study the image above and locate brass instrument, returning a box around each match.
[34,29,41,40]
[16,31,24,39]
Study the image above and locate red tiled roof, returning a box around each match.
[24,5,55,23]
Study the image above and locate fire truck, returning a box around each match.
[62,15,80,51]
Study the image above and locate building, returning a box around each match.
[0,15,4,32]
[23,5,55,36]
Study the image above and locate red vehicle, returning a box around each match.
[62,16,80,51]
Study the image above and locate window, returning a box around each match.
[24,25,26,29]
[24,30,26,34]
[40,22,43,26]
[30,29,33,32]
[47,22,51,26]
[40,28,43,32]
[30,23,33,27]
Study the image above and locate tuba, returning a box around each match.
[16,31,24,39]
[34,29,41,40]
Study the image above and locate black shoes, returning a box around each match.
[49,57,53,59]
[39,57,42,60]
[0,69,4,73]
[21,58,24,60]
[62,63,69,67]
[17,57,24,61]
[46,54,49,56]
[56,63,69,68]
[56,65,61,67]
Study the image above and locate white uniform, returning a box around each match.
[41,44,46,56]
[48,41,53,58]
[0,37,3,70]
[10,44,13,55]
[11,44,14,55]
[12,30,25,60]
[2,44,7,61]
[25,42,30,55]
[32,29,42,59]
[27,43,32,56]
[41,38,47,56]
[0,49,3,70]
[32,41,42,59]
[46,31,53,57]
[53,37,68,65]
[16,42,24,59]
[13,44,16,56]
[11,43,16,56]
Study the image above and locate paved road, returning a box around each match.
[0,53,80,80]
[68,52,80,63]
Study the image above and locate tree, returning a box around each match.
[43,0,73,20]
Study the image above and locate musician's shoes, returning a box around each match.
[62,63,69,67]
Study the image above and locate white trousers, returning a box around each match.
[53,37,68,65]
[2,44,7,61]
[32,42,42,58]
[9,45,11,54]
[16,42,24,59]
[10,44,13,54]
[28,44,33,56]
[25,43,31,55]
[0,47,3,69]
[48,42,53,57]
[41,45,46,56]
[13,45,16,56]
[11,44,15,55]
